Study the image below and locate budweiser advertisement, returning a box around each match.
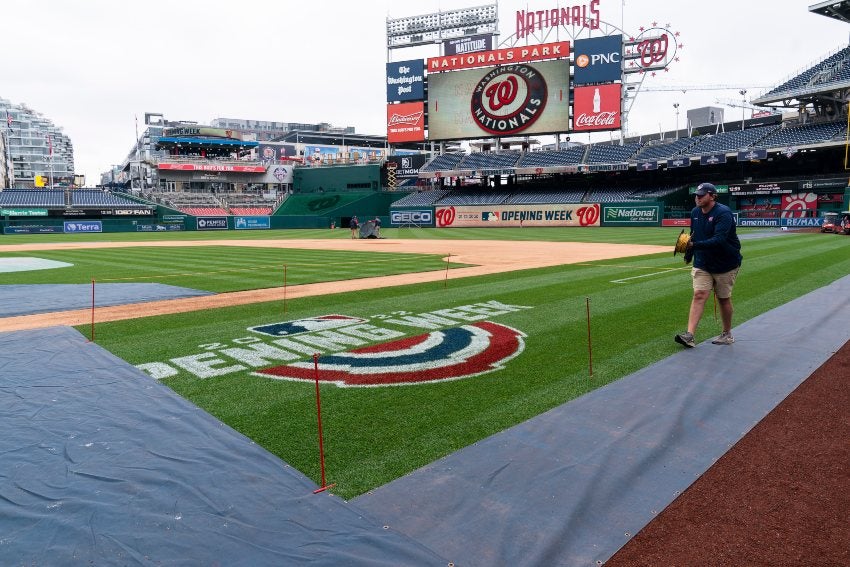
[387,102,426,143]
[572,83,621,132]
[427,59,570,140]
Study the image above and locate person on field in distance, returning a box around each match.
[675,182,743,348]
[349,215,359,239]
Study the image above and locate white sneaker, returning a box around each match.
[711,331,734,345]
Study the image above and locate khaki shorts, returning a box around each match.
[692,267,739,299]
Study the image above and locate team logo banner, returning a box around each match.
[572,83,621,131]
[136,301,533,387]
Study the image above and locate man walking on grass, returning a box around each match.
[675,182,742,348]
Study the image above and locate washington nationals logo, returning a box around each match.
[577,204,600,226]
[437,206,456,227]
[637,34,668,67]
[307,195,341,212]
[470,65,547,136]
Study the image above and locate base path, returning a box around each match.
[0,239,667,331]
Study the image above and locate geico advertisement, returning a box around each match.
[435,204,600,227]
[427,59,570,140]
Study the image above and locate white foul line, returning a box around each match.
[611,268,684,284]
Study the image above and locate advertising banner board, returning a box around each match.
[196,217,228,230]
[387,102,426,143]
[434,203,600,227]
[573,35,622,85]
[572,83,621,131]
[386,59,425,102]
[601,205,661,226]
[234,216,271,230]
[63,221,102,233]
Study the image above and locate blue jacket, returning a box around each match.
[690,202,742,273]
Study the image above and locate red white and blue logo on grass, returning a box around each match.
[253,321,526,387]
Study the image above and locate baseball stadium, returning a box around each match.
[2,2,850,566]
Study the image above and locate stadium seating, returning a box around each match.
[457,151,522,170]
[391,190,450,207]
[763,46,850,97]
[684,125,778,155]
[585,142,643,163]
[583,188,646,202]
[181,207,229,216]
[755,121,845,147]
[517,147,586,167]
[421,152,466,172]
[0,189,65,207]
[504,189,586,204]
[229,207,273,215]
[633,137,702,160]
[70,189,139,207]
[438,190,510,205]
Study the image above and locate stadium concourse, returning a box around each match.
[1,253,848,564]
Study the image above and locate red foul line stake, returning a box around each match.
[312,353,335,494]
[444,253,451,288]
[89,278,96,342]
[283,264,288,313]
[586,297,593,378]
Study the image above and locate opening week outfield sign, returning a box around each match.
[435,204,601,227]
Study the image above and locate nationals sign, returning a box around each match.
[428,41,570,72]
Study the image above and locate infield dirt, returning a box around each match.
[0,238,667,331]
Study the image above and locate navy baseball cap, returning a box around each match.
[695,182,717,196]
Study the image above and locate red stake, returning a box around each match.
[444,253,451,288]
[586,297,593,378]
[312,353,335,494]
[283,264,288,313]
[90,278,96,342]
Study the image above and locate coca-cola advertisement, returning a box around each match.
[572,84,621,132]
[387,101,425,143]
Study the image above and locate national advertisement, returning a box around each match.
[601,205,661,226]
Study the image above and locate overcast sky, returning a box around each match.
[3,0,848,183]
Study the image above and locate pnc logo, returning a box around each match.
[575,54,590,68]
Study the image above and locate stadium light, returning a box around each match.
[673,103,680,140]
[386,4,498,49]
[739,89,747,131]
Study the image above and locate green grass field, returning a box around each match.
[5,228,848,500]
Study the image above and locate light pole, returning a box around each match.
[673,103,680,140]
[739,89,747,131]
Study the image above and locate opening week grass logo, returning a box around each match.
[137,301,531,387]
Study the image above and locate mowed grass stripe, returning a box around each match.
[0,246,462,292]
[81,231,850,498]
